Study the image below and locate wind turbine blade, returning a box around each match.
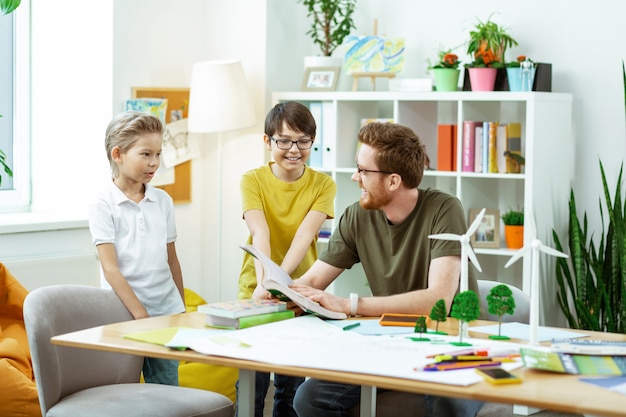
[538,245,569,258]
[467,246,483,272]
[467,208,486,236]
[428,233,460,241]
[505,246,531,268]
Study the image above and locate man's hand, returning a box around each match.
[290,284,349,315]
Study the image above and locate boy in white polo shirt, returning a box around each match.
[89,111,185,386]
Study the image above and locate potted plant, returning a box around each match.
[300,0,357,67]
[506,55,537,92]
[429,49,462,92]
[0,0,20,186]
[465,15,518,91]
[501,209,524,249]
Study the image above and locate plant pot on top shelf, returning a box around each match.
[464,15,517,92]
[429,50,461,92]
[502,210,524,249]
[506,55,537,92]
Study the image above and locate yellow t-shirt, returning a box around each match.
[238,163,336,298]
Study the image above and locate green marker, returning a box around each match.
[342,322,361,331]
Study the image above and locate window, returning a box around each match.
[0,3,30,211]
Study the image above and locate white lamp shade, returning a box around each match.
[187,59,256,133]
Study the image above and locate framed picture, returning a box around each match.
[469,208,500,249]
[301,66,340,91]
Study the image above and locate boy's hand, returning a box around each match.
[290,284,349,315]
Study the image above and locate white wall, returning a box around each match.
[4,0,626,324]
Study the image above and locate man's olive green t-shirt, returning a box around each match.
[320,187,478,297]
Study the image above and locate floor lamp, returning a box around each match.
[187,59,256,300]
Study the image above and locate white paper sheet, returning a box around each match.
[469,322,588,342]
[167,315,524,387]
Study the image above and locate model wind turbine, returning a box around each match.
[504,212,568,345]
[429,208,485,294]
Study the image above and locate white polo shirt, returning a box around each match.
[89,180,185,317]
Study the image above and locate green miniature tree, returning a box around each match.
[450,290,480,345]
[429,299,448,334]
[411,316,430,341]
[486,284,516,339]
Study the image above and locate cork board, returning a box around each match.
[131,87,191,204]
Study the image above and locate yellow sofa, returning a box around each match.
[0,263,41,417]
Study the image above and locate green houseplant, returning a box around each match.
[0,0,20,186]
[465,15,518,91]
[466,15,518,68]
[300,0,357,57]
[552,64,626,333]
[429,49,462,92]
[502,209,524,249]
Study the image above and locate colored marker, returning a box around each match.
[423,361,502,372]
[342,322,361,331]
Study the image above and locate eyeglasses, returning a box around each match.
[270,136,314,150]
[355,165,393,176]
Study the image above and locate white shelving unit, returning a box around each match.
[272,91,573,324]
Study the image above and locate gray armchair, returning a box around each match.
[24,285,233,417]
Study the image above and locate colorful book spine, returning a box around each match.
[487,121,499,173]
[437,124,456,171]
[496,124,508,173]
[481,122,490,173]
[462,121,481,172]
[506,122,523,173]
[474,125,483,173]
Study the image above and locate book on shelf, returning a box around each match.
[496,124,508,173]
[437,124,457,172]
[520,346,626,376]
[462,121,481,172]
[205,310,295,329]
[474,125,483,173]
[240,244,347,320]
[506,122,523,173]
[486,121,499,173]
[197,298,287,319]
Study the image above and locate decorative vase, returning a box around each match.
[504,225,524,249]
[468,67,498,91]
[432,68,460,92]
[506,67,536,92]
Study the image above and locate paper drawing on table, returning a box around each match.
[240,245,347,320]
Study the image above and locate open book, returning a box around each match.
[241,245,347,320]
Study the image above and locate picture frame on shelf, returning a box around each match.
[469,208,500,249]
[301,66,340,91]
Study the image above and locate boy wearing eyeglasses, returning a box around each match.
[237,101,336,417]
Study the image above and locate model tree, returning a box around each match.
[450,290,480,345]
[487,284,516,339]
[429,299,448,334]
[411,316,430,341]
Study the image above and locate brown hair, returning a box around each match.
[104,111,164,177]
[264,101,316,138]
[358,122,426,188]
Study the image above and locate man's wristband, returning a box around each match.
[349,292,359,317]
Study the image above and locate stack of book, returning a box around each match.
[460,120,523,174]
[198,298,294,329]
[520,339,626,375]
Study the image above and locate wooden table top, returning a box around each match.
[52,312,626,417]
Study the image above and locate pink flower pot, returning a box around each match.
[468,67,498,91]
